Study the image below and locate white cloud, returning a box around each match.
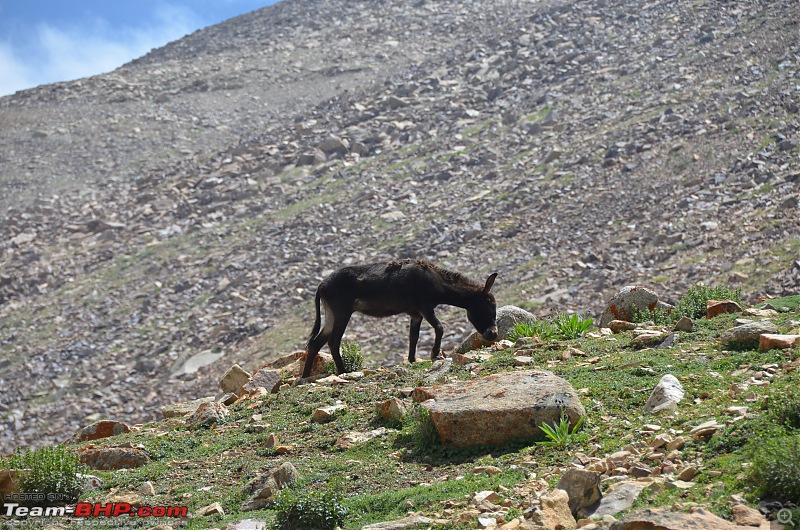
[0,5,201,97]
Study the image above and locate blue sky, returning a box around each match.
[0,1,279,97]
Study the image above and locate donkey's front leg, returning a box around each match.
[408,315,422,363]
[423,310,445,360]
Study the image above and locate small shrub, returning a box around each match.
[508,320,558,342]
[750,435,800,502]
[769,388,800,430]
[273,482,348,530]
[323,341,364,374]
[554,312,596,339]
[5,445,85,504]
[537,413,586,449]
[632,307,674,325]
[402,404,440,451]
[673,284,744,320]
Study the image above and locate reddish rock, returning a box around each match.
[759,333,800,351]
[731,504,765,527]
[707,299,743,318]
[378,397,407,422]
[611,507,756,529]
[186,401,230,428]
[73,420,131,443]
[78,446,150,470]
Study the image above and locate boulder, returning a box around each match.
[455,305,535,353]
[720,321,779,349]
[599,286,667,328]
[611,507,757,529]
[420,370,586,446]
[731,504,765,527]
[72,420,131,442]
[220,364,252,394]
[379,398,407,422]
[161,397,215,419]
[759,334,800,351]
[527,489,576,530]
[590,480,648,519]
[673,316,694,332]
[317,135,349,155]
[77,446,150,470]
[555,468,602,518]
[707,299,743,318]
[197,502,225,517]
[243,367,282,394]
[186,402,230,429]
[241,462,299,512]
[643,374,684,413]
[361,516,434,530]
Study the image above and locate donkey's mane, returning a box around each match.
[404,259,482,290]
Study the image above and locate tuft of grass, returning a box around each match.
[554,312,596,339]
[323,341,365,374]
[5,445,86,505]
[508,320,558,342]
[537,413,586,449]
[768,387,800,430]
[401,404,441,452]
[273,481,349,530]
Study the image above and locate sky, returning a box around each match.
[0,1,279,97]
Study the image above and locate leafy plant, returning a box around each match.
[5,445,86,504]
[768,387,800,430]
[402,404,440,451]
[554,312,596,339]
[673,284,744,320]
[508,320,558,342]
[537,413,586,449]
[273,482,349,530]
[750,435,800,502]
[632,307,673,325]
[323,341,364,374]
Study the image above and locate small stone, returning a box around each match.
[473,466,503,476]
[528,489,576,529]
[673,317,694,332]
[138,481,156,496]
[186,402,229,429]
[73,420,131,442]
[706,300,743,318]
[609,320,638,333]
[220,364,252,394]
[731,504,765,526]
[676,466,696,481]
[196,502,225,517]
[644,374,684,413]
[555,468,602,518]
[312,404,347,423]
[379,398,407,422]
[690,419,723,440]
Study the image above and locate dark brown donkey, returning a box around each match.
[302,259,498,378]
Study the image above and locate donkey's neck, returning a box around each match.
[439,282,480,308]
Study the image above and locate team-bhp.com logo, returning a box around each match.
[4,501,188,519]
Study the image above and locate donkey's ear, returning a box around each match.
[483,273,498,293]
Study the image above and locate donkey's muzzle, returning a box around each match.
[482,327,498,342]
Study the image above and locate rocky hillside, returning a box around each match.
[1,0,799,454]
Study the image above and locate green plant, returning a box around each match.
[537,413,586,449]
[508,320,558,342]
[769,387,800,430]
[402,404,440,451]
[554,312,596,339]
[273,482,349,530]
[5,445,85,504]
[632,307,673,325]
[673,284,744,320]
[323,341,364,374]
[750,435,800,502]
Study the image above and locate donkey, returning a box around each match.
[302,259,498,378]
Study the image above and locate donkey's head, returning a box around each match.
[467,273,498,342]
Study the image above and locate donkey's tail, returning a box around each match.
[306,287,322,348]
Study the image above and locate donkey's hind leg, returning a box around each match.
[327,313,352,374]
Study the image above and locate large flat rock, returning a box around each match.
[420,370,586,446]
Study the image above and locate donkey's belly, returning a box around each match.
[353,298,409,318]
